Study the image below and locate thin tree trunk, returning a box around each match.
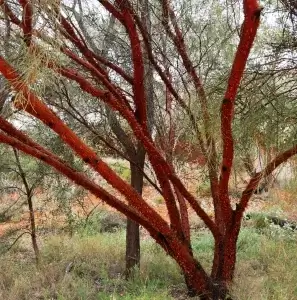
[27,192,40,265]
[125,0,154,278]
[125,149,145,277]
[13,148,40,265]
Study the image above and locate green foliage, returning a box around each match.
[191,232,214,272]
[153,196,164,205]
[247,213,270,231]
[232,227,297,299]
[110,161,131,183]
[196,181,211,197]
[74,210,126,236]
[1,225,297,299]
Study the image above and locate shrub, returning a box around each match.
[74,210,126,236]
[153,196,164,205]
[110,161,131,182]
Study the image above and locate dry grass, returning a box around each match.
[1,206,297,299]
[0,229,181,300]
[1,224,297,299]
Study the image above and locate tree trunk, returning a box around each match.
[166,239,228,300]
[13,148,40,265]
[125,151,145,277]
[125,0,154,278]
[211,228,239,298]
[27,193,40,265]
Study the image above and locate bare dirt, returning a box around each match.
[0,182,270,238]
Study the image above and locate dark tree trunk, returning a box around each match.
[125,0,154,278]
[125,149,145,277]
[27,193,40,265]
[13,148,40,265]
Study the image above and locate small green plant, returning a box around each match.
[254,214,269,231]
[153,196,164,205]
[121,168,131,182]
[110,162,131,182]
[196,181,211,197]
[74,210,126,236]
[245,213,270,231]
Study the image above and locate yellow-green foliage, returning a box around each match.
[153,196,164,205]
[110,162,131,183]
[196,181,211,197]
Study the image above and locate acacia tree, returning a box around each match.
[1,0,297,298]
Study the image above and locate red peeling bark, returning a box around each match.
[210,0,263,282]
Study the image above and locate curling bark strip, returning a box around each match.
[219,0,262,217]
